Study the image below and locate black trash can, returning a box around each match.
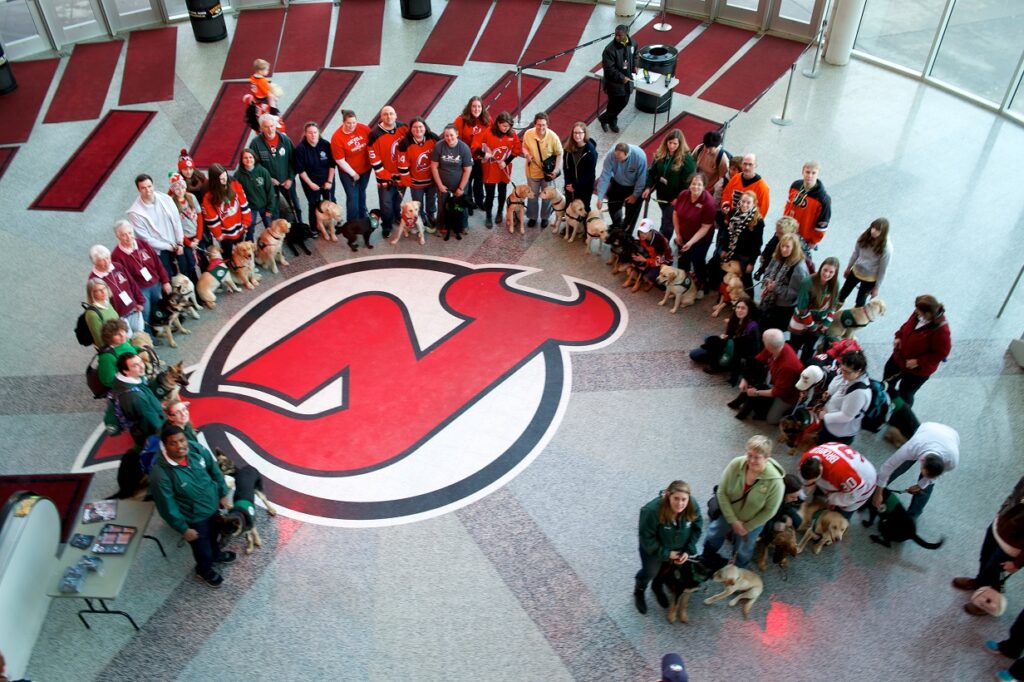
[0,43,16,95]
[635,44,678,114]
[186,0,227,43]
[400,0,431,20]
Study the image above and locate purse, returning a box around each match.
[535,139,557,181]
[718,339,735,369]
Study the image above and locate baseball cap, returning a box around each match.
[795,365,824,391]
[661,653,688,682]
[637,218,655,234]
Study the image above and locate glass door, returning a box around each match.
[666,0,713,21]
[767,0,824,42]
[716,0,769,32]
[37,0,112,47]
[101,0,165,32]
[0,0,52,58]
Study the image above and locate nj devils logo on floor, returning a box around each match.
[75,256,626,526]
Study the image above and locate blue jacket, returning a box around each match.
[596,144,647,200]
[293,138,335,185]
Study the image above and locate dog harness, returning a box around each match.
[839,306,878,329]
[258,230,282,251]
[668,272,693,289]
[206,258,229,281]
[585,215,605,239]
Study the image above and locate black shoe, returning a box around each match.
[609,122,620,133]
[735,403,753,420]
[455,232,462,240]
[634,588,648,614]
[599,118,609,133]
[651,580,670,609]
[214,551,237,564]
[541,220,549,229]
[485,212,493,228]
[527,219,537,228]
[195,570,224,588]
[727,395,745,410]
[382,230,391,239]
[443,231,450,241]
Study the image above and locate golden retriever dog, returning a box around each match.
[229,241,260,290]
[540,186,567,233]
[196,244,240,308]
[656,265,698,313]
[562,199,587,242]
[826,298,887,340]
[703,564,764,618]
[256,218,291,273]
[391,200,425,245]
[798,508,850,555]
[755,525,799,571]
[711,261,745,317]
[505,184,534,234]
[170,274,201,320]
[314,200,342,242]
[583,211,608,253]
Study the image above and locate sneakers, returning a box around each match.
[996,671,1022,681]
[214,551,237,564]
[195,570,224,588]
[953,577,979,591]
[985,641,1010,658]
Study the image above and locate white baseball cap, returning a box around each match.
[795,365,825,391]
[636,218,655,233]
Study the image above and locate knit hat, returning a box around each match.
[168,172,186,190]
[661,653,688,682]
[178,149,195,172]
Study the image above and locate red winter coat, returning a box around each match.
[891,312,951,377]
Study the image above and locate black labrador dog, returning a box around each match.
[863,492,944,549]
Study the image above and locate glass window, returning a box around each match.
[726,0,759,10]
[854,0,946,72]
[1011,79,1024,118]
[778,0,812,24]
[929,0,1024,103]
[0,0,40,45]
[162,0,187,20]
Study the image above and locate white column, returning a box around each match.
[824,0,867,66]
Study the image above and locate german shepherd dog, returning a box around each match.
[605,227,638,274]
[863,492,944,549]
[214,449,277,554]
[149,291,191,348]
[151,361,188,403]
[653,557,708,624]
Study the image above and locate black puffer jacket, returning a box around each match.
[601,37,635,97]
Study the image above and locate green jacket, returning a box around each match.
[638,495,703,560]
[234,164,275,211]
[149,440,228,534]
[645,153,695,203]
[249,132,295,182]
[97,342,142,388]
[716,456,785,531]
[110,376,166,450]
[85,304,120,348]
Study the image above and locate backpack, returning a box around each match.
[85,347,116,399]
[107,385,142,436]
[75,303,100,346]
[694,143,732,169]
[849,378,891,433]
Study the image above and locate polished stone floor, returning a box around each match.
[2,2,1024,680]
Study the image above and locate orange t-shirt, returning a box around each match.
[330,123,372,176]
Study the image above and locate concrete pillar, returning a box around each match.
[825,0,867,66]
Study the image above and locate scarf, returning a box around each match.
[725,208,756,259]
[760,258,796,308]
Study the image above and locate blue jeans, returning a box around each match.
[702,515,765,569]
[377,182,404,234]
[975,524,1013,589]
[634,545,663,590]
[140,282,162,329]
[187,513,222,577]
[527,176,550,224]
[410,185,437,225]
[122,309,144,334]
[885,459,935,518]
[340,170,370,221]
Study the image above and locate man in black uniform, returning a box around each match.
[598,25,636,134]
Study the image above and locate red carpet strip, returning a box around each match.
[221,8,285,80]
[44,40,124,124]
[470,0,541,64]
[283,69,361,131]
[276,3,332,73]
[416,0,492,66]
[375,70,457,126]
[480,71,550,118]
[330,0,384,66]
[190,81,253,168]
[700,34,807,110]
[592,14,702,72]
[673,23,754,95]
[544,75,606,138]
[640,112,722,161]
[0,147,17,183]
[520,1,595,72]
[0,59,58,144]
[31,110,156,212]
[119,27,177,105]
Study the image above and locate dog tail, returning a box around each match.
[912,534,944,550]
